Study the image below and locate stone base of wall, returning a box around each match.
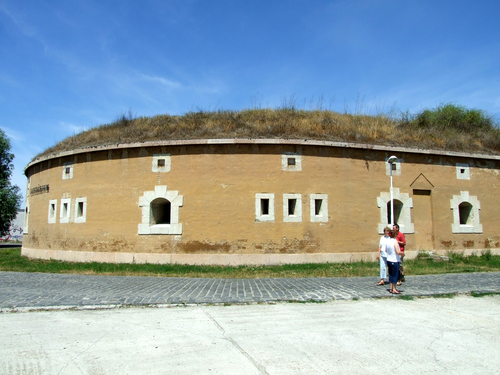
[21,247,500,266]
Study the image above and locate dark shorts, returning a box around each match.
[387,261,400,284]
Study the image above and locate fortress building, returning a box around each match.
[22,138,500,265]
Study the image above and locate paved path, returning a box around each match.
[1,271,499,310]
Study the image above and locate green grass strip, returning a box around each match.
[1,248,500,278]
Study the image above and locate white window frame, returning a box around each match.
[377,188,414,234]
[310,194,328,223]
[255,193,275,222]
[24,201,29,234]
[450,191,482,233]
[60,198,71,223]
[74,197,87,223]
[62,162,74,180]
[456,163,470,180]
[48,199,57,224]
[138,185,183,235]
[282,152,302,172]
[152,154,171,173]
[283,193,302,222]
[385,157,402,176]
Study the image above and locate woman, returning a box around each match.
[385,227,403,294]
[375,226,391,285]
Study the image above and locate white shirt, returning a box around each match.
[379,235,392,257]
[385,238,401,263]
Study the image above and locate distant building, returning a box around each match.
[1,209,24,242]
[21,139,500,265]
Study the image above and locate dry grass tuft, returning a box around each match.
[35,105,500,159]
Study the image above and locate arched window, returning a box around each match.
[450,192,482,233]
[458,202,472,225]
[377,188,414,234]
[386,199,403,225]
[151,198,171,225]
[138,185,183,235]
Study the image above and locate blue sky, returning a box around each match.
[1,0,500,204]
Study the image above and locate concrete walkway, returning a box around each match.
[1,271,499,310]
[1,272,500,374]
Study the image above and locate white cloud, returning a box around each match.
[141,74,183,89]
[1,126,24,142]
[60,121,88,135]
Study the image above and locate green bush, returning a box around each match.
[412,104,495,132]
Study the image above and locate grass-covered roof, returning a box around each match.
[36,104,500,160]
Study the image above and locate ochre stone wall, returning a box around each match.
[21,140,500,264]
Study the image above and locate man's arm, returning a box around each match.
[397,233,406,247]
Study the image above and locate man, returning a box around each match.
[393,224,406,285]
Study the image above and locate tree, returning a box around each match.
[0,129,22,237]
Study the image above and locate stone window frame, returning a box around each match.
[456,163,470,180]
[310,194,328,223]
[377,188,414,234]
[283,193,302,223]
[60,198,71,224]
[255,193,275,222]
[282,152,302,172]
[74,197,87,224]
[450,191,482,233]
[62,162,74,180]
[24,201,29,234]
[138,185,183,235]
[152,154,171,173]
[48,199,57,224]
[385,157,402,176]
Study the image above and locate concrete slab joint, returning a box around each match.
[138,185,183,235]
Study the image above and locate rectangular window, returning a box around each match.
[24,203,29,234]
[456,163,470,180]
[283,194,302,222]
[62,163,74,180]
[152,154,171,172]
[385,158,402,176]
[261,199,270,216]
[310,194,328,223]
[314,199,323,216]
[48,199,57,223]
[60,198,71,223]
[288,199,297,216]
[74,197,87,223]
[255,193,275,222]
[282,151,302,171]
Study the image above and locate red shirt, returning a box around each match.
[394,231,406,252]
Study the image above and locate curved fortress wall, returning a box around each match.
[22,139,500,265]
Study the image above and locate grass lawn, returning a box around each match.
[1,248,499,278]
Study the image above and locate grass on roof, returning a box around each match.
[36,103,500,160]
